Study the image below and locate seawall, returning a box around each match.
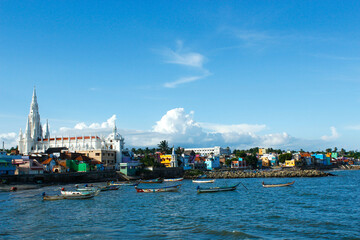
[185,169,332,179]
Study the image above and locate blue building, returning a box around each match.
[311,154,331,166]
[205,156,220,170]
[0,151,19,175]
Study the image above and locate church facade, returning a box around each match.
[18,88,125,169]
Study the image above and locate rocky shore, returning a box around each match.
[185,169,333,179]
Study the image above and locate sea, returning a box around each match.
[1,170,359,239]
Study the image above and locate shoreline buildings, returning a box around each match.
[18,88,125,170]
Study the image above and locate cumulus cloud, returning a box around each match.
[153,108,201,134]
[58,115,116,134]
[321,126,339,141]
[140,108,292,149]
[0,132,18,149]
[39,108,305,150]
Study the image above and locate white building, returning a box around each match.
[18,88,125,169]
[184,146,231,156]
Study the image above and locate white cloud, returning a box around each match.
[162,40,205,68]
[0,132,18,149]
[143,108,292,149]
[201,123,266,134]
[22,108,322,151]
[260,133,291,147]
[345,125,360,130]
[153,108,202,135]
[321,126,339,141]
[160,41,211,88]
[164,73,210,88]
[59,115,116,134]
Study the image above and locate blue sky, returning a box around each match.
[1,1,360,151]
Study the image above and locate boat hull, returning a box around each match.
[135,184,181,193]
[262,181,295,188]
[163,178,184,182]
[197,183,240,193]
[139,178,164,184]
[192,179,215,183]
[43,195,65,201]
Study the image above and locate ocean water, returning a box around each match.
[1,170,359,239]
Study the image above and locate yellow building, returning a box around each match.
[160,154,172,167]
[285,159,295,167]
[261,156,271,167]
[259,148,267,156]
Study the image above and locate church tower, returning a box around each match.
[19,87,44,154]
[28,87,43,140]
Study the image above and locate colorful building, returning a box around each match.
[205,156,220,170]
[0,151,18,175]
[231,157,247,169]
[159,148,178,168]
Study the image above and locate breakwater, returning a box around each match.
[185,169,332,179]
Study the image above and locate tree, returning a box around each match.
[278,153,292,163]
[340,148,346,155]
[158,140,170,154]
[334,147,338,152]
[140,154,164,167]
[175,147,184,155]
[235,150,247,158]
[225,158,235,167]
[245,154,258,169]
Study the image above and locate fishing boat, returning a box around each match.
[197,183,240,193]
[110,181,138,186]
[100,185,119,191]
[192,179,215,183]
[163,178,184,182]
[135,184,181,193]
[60,187,100,196]
[262,181,295,188]
[42,193,65,201]
[139,178,164,184]
[42,192,95,200]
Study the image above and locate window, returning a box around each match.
[95,153,100,156]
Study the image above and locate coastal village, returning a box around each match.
[1,88,360,184]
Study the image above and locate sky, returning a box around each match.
[1,0,360,151]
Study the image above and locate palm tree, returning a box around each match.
[158,140,170,154]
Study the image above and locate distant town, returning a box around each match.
[1,88,359,182]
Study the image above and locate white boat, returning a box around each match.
[61,187,100,196]
[192,179,215,183]
[163,178,184,182]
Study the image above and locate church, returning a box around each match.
[18,88,125,169]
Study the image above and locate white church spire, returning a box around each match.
[44,119,50,139]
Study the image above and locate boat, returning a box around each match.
[135,184,181,193]
[60,187,100,196]
[163,178,184,182]
[139,178,164,184]
[262,181,295,188]
[197,183,240,193]
[192,179,215,183]
[42,192,95,200]
[100,185,119,191]
[42,193,65,201]
[110,181,139,186]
